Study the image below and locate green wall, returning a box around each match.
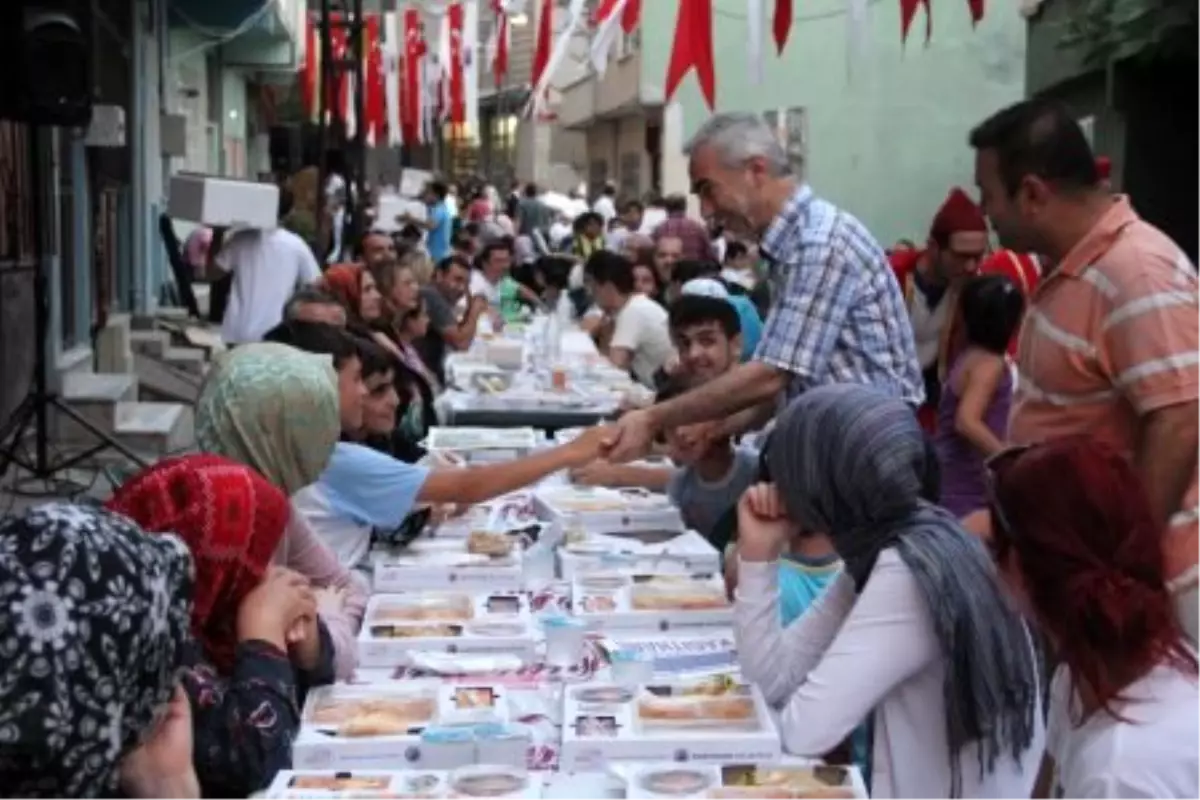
[642,0,1027,245]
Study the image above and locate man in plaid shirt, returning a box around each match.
[604,112,923,461]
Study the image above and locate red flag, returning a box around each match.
[772,0,791,54]
[447,2,466,125]
[300,14,319,120]
[664,0,715,110]
[900,0,932,44]
[364,15,386,145]
[531,0,553,103]
[967,0,985,25]
[621,0,641,32]
[402,8,424,145]
[488,0,509,87]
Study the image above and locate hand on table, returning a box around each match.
[736,483,796,562]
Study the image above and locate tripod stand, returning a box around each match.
[0,124,146,491]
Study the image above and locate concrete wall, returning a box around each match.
[644,0,1027,245]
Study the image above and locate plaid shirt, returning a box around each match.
[756,185,924,405]
[652,215,716,261]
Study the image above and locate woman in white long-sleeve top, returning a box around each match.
[733,384,1044,799]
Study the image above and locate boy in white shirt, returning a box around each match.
[584,251,674,387]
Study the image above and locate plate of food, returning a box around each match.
[370,595,474,622]
[308,692,437,736]
[639,768,715,797]
[449,766,530,798]
[636,680,757,729]
[286,774,393,791]
[369,624,464,639]
[467,530,515,558]
[630,580,728,612]
[711,766,859,799]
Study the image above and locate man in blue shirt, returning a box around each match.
[399,180,453,263]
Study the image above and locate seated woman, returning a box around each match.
[108,454,336,798]
[734,384,1043,798]
[989,438,1198,799]
[276,321,612,575]
[0,503,194,798]
[194,341,369,679]
[320,261,384,333]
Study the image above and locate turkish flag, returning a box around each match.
[402,8,425,145]
[773,0,791,54]
[900,0,932,44]
[365,15,386,145]
[664,0,715,110]
[531,0,552,104]
[447,2,466,125]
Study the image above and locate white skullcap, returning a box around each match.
[680,278,730,299]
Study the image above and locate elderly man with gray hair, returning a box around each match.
[603,112,925,461]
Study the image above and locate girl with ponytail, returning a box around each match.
[989,436,1198,798]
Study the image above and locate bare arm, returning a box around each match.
[1134,402,1198,527]
[570,463,675,491]
[440,304,485,351]
[607,347,633,370]
[953,355,1007,457]
[417,436,602,505]
[649,360,787,431]
[716,399,777,440]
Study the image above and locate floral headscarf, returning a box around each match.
[107,454,289,674]
[321,263,364,318]
[0,503,193,797]
[196,342,341,495]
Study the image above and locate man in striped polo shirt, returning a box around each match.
[969,99,1198,641]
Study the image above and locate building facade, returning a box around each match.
[636,0,1026,244]
[0,0,303,429]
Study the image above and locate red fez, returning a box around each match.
[1095,156,1111,181]
[930,187,988,241]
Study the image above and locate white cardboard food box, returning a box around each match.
[558,530,721,581]
[373,536,525,593]
[264,766,542,799]
[292,683,530,772]
[482,338,525,370]
[621,762,869,799]
[558,679,780,771]
[571,572,732,632]
[357,592,537,667]
[426,426,540,464]
[429,493,541,540]
[598,633,739,678]
[167,173,280,229]
[534,486,684,539]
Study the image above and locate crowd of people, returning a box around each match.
[0,97,1196,799]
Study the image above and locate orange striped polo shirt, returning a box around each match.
[1009,197,1198,581]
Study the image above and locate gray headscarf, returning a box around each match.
[767,384,1037,796]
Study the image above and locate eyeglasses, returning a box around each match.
[983,443,1036,553]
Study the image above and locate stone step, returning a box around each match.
[133,351,202,405]
[163,345,208,376]
[113,401,194,457]
[53,372,139,443]
[129,329,172,357]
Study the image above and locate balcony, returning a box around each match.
[557,44,646,130]
[171,0,303,72]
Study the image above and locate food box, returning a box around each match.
[373,534,525,592]
[571,572,732,632]
[292,683,531,771]
[598,633,739,678]
[264,766,543,799]
[558,677,781,770]
[558,529,721,581]
[425,426,539,463]
[622,763,869,799]
[483,339,525,370]
[534,486,683,540]
[357,592,538,666]
[430,494,537,539]
[167,173,280,229]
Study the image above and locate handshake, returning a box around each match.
[555,407,662,469]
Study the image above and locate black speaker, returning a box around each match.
[0,1,93,127]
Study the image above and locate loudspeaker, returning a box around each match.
[0,0,93,127]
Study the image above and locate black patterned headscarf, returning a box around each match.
[0,503,193,797]
[768,384,1038,796]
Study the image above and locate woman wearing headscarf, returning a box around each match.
[194,342,369,679]
[0,503,194,798]
[320,262,384,329]
[734,384,1043,798]
[107,454,334,798]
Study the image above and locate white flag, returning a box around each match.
[589,0,628,78]
[747,0,765,85]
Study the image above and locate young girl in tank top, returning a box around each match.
[934,274,1025,517]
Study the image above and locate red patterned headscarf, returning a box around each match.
[106,453,290,673]
[321,263,365,317]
